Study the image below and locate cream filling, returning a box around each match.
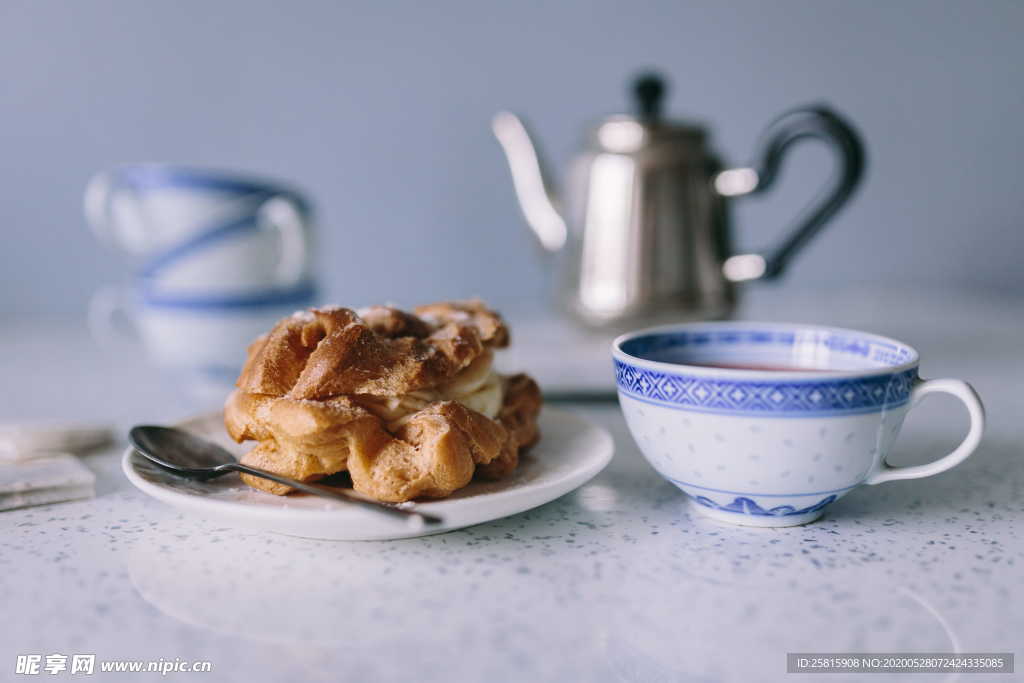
[359,350,504,431]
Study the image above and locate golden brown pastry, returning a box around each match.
[224,300,541,502]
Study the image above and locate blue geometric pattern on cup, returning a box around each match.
[693,494,837,517]
[614,359,916,415]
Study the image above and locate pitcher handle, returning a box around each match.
[717,105,866,282]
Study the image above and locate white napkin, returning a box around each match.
[0,452,96,511]
[0,422,113,460]
[0,424,109,511]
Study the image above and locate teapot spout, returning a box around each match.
[492,112,567,252]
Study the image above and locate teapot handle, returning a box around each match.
[716,105,865,282]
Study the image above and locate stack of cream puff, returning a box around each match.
[224,301,541,502]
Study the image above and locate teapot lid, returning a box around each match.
[589,73,706,153]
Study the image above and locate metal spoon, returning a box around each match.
[129,425,441,530]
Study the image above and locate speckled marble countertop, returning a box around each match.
[0,289,1021,682]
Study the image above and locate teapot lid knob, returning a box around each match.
[632,72,665,121]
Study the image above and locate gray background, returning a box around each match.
[2,0,1021,317]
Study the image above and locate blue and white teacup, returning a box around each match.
[612,322,985,527]
[84,164,314,292]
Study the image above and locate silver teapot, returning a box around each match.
[493,73,865,328]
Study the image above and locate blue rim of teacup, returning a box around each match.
[138,280,317,312]
[613,321,920,379]
[111,164,312,213]
[612,322,921,417]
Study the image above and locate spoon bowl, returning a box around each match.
[130,426,236,478]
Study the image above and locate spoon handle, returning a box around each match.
[225,463,442,528]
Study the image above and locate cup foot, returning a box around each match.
[687,498,827,527]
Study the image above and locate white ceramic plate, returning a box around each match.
[122,407,613,541]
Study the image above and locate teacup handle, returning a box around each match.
[258,194,310,287]
[83,171,152,253]
[865,378,985,485]
[83,171,116,243]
